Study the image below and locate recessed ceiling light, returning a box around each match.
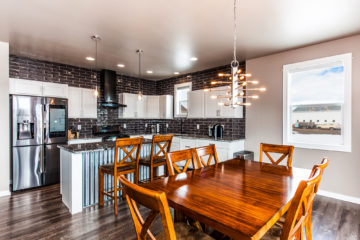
[190,57,198,61]
[146,70,153,74]
[117,64,125,68]
[174,72,180,75]
[86,56,95,61]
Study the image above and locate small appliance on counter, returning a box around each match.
[92,125,130,141]
[212,124,224,140]
[10,95,68,191]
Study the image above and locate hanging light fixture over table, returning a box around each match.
[207,0,266,107]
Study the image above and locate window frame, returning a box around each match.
[283,53,352,152]
[174,82,192,118]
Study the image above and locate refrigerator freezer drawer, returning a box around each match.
[12,145,43,191]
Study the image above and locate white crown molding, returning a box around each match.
[318,189,360,205]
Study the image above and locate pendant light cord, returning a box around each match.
[231,0,239,68]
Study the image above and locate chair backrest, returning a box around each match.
[150,134,174,163]
[281,167,322,239]
[194,145,219,168]
[119,176,176,240]
[165,149,198,176]
[311,158,329,193]
[114,137,143,170]
[260,143,294,167]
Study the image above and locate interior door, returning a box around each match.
[12,145,43,191]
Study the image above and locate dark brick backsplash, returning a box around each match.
[10,55,245,139]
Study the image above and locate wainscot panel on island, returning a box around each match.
[58,139,158,214]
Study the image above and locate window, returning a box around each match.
[283,53,352,152]
[174,82,192,117]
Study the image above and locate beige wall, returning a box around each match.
[0,42,9,195]
[246,35,360,199]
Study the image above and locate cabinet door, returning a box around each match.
[119,93,137,118]
[187,90,204,118]
[204,90,220,118]
[9,78,43,96]
[81,88,97,118]
[146,96,160,119]
[159,95,173,119]
[42,82,68,98]
[68,87,82,118]
[136,95,147,118]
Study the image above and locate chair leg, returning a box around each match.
[114,175,118,215]
[150,165,154,182]
[99,169,104,207]
[305,219,312,240]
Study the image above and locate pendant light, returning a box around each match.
[136,49,144,101]
[209,0,266,107]
[91,35,101,98]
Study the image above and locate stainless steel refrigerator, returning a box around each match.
[10,95,68,191]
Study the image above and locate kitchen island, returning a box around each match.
[59,139,154,214]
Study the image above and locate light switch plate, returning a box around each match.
[166,123,169,128]
[196,124,200,130]
[77,125,81,130]
[123,123,127,129]
[145,123,148,128]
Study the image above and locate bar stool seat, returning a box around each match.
[139,156,166,165]
[157,222,214,240]
[99,163,136,173]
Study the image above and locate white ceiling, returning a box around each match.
[1,0,360,80]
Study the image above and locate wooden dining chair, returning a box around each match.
[262,166,323,240]
[165,149,198,176]
[194,145,219,168]
[260,143,294,167]
[119,175,214,240]
[139,134,173,182]
[98,137,143,215]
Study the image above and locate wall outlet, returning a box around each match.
[123,123,127,129]
[196,124,200,130]
[166,123,169,128]
[145,123,148,128]
[77,125,81,130]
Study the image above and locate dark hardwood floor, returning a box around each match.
[0,184,359,240]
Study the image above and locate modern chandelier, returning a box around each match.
[207,0,266,107]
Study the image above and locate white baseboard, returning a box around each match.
[318,190,360,205]
[0,190,10,198]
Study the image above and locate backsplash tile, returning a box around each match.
[10,55,245,139]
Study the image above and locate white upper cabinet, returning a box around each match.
[146,95,160,119]
[159,95,173,119]
[68,87,82,118]
[9,78,68,98]
[10,78,43,96]
[202,86,243,118]
[68,87,97,119]
[81,88,97,118]
[188,90,205,118]
[119,93,173,119]
[119,93,138,118]
[42,82,68,98]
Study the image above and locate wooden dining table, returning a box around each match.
[142,158,311,240]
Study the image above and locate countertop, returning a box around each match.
[59,138,153,153]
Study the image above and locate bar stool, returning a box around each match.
[98,137,143,215]
[139,134,173,182]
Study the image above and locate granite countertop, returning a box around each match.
[59,138,153,153]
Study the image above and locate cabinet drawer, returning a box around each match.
[180,139,197,150]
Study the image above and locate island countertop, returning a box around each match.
[58,138,153,153]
